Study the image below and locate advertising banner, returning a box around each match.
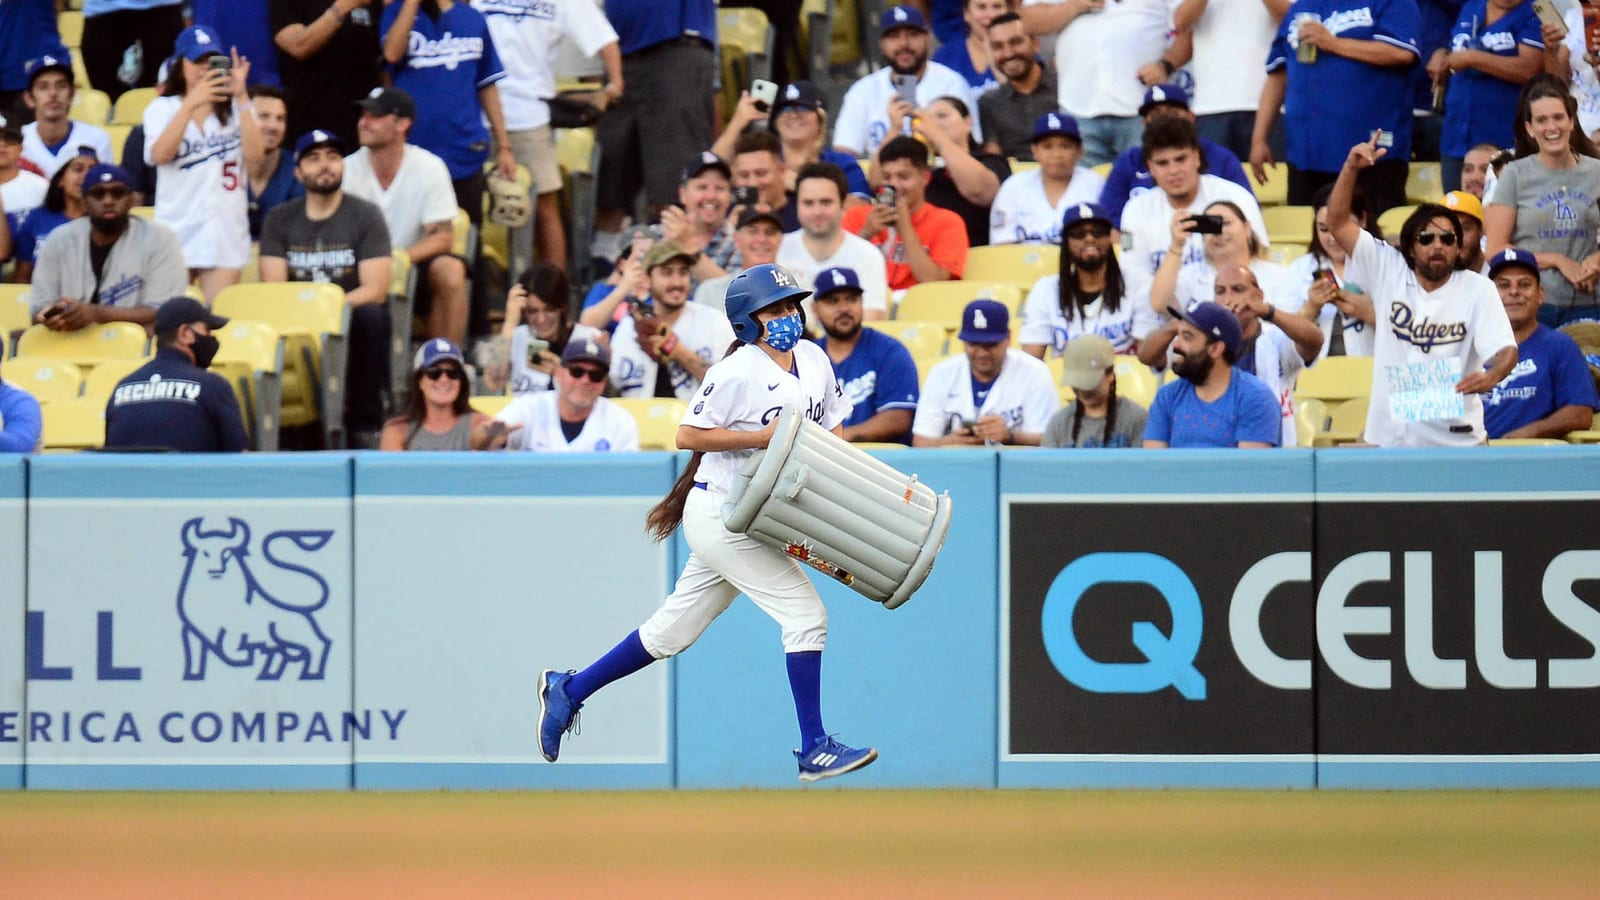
[352,455,676,790]
[24,457,355,789]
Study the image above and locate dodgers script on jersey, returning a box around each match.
[497,391,640,452]
[686,341,852,495]
[610,303,736,400]
[142,96,251,268]
[988,167,1106,245]
[1345,231,1515,447]
[833,63,979,156]
[1019,275,1162,355]
[913,348,1058,439]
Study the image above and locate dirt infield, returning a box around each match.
[2,790,1597,898]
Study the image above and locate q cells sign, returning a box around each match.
[1005,498,1600,758]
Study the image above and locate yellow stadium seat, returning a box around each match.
[388,248,417,403]
[211,319,286,451]
[41,394,106,451]
[1253,162,1289,207]
[1262,205,1314,247]
[58,10,85,47]
[450,207,474,259]
[0,356,84,404]
[103,122,131,165]
[110,87,157,126]
[1488,438,1569,446]
[1295,355,1373,403]
[15,322,149,371]
[1,285,36,351]
[718,7,774,84]
[131,205,155,219]
[863,319,953,377]
[1007,158,1040,175]
[1406,162,1444,204]
[963,244,1059,290]
[1091,163,1111,179]
[69,88,111,125]
[1294,397,1327,449]
[1312,395,1369,447]
[1057,382,1075,405]
[612,397,688,451]
[555,127,599,279]
[1565,429,1600,444]
[1266,243,1309,266]
[895,282,1022,324]
[80,355,148,399]
[1112,356,1159,409]
[213,283,349,447]
[468,395,513,417]
[1377,204,1418,241]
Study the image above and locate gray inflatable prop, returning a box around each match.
[723,409,953,609]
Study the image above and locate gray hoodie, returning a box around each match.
[30,216,187,316]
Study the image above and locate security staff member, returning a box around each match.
[103,297,250,452]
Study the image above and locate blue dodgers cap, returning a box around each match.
[1487,246,1540,279]
[1139,83,1191,116]
[1031,111,1080,143]
[958,299,1010,344]
[293,129,343,162]
[83,163,133,189]
[880,4,929,34]
[813,266,862,298]
[174,25,226,61]
[418,338,464,369]
[24,46,73,84]
[1167,300,1243,356]
[561,335,611,367]
[1061,201,1112,230]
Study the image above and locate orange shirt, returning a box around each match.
[841,200,969,291]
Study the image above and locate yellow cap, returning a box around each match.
[1443,190,1483,223]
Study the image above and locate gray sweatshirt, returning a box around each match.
[30,217,187,315]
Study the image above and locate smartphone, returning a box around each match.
[1533,0,1569,40]
[526,338,550,366]
[875,185,897,207]
[42,302,67,319]
[731,185,759,208]
[1186,214,1225,234]
[208,54,231,81]
[891,73,918,108]
[1370,128,1394,149]
[750,78,778,113]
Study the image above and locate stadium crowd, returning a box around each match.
[0,0,1596,454]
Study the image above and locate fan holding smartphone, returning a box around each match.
[831,5,975,157]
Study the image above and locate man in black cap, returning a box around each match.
[261,129,394,446]
[103,297,250,453]
[692,207,784,308]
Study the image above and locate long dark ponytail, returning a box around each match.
[644,339,747,541]
[1057,245,1125,324]
[1068,368,1118,446]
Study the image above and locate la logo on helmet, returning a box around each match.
[771,268,796,288]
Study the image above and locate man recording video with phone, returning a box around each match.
[834,5,976,158]
[841,136,969,291]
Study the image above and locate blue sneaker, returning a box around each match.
[794,735,878,783]
[537,668,582,762]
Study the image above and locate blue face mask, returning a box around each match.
[763,313,804,352]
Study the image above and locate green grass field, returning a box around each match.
[3,790,1598,897]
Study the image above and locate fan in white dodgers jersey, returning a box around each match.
[1325,134,1517,447]
[537,263,882,784]
[914,298,1059,445]
[988,112,1105,246]
[1020,202,1161,359]
[143,26,264,301]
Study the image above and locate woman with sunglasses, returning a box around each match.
[1484,74,1600,327]
[380,339,509,451]
[501,262,604,395]
[1021,202,1157,359]
[536,263,878,784]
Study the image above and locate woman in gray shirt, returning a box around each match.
[379,338,509,452]
[1485,75,1600,327]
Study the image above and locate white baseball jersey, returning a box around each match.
[1020,274,1163,355]
[988,167,1106,245]
[776,230,890,317]
[1048,0,1181,119]
[1280,252,1376,361]
[686,340,851,495]
[508,323,603,394]
[342,144,459,249]
[1241,322,1306,448]
[141,96,251,268]
[21,121,115,179]
[610,302,736,400]
[1189,0,1276,116]
[913,348,1059,438]
[1120,174,1268,315]
[496,391,639,452]
[833,63,979,157]
[0,170,48,214]
[480,0,619,131]
[1345,230,1516,447]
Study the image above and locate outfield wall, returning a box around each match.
[1,449,1596,790]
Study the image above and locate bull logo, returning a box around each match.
[177,517,334,681]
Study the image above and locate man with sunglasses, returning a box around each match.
[104,297,249,453]
[30,163,186,331]
[1020,203,1158,358]
[1326,135,1517,447]
[495,338,639,452]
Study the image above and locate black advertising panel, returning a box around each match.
[1315,499,1600,755]
[1007,499,1315,756]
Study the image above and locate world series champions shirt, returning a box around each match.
[258,194,392,293]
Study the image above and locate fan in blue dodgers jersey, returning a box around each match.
[537,263,881,783]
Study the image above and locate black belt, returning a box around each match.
[632,34,713,56]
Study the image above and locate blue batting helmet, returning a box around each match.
[724,263,811,343]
